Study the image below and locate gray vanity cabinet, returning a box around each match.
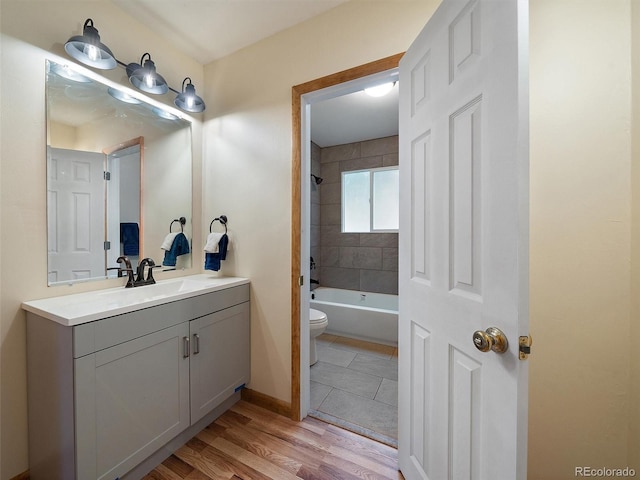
[26,283,250,480]
[74,323,191,480]
[189,302,250,424]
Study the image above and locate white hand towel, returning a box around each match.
[161,232,179,251]
[204,233,223,253]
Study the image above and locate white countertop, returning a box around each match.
[22,274,250,327]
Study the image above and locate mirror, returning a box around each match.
[46,60,193,285]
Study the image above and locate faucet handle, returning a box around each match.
[116,256,132,268]
[146,262,163,284]
[107,266,124,278]
[116,256,136,287]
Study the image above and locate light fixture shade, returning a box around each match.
[64,19,116,70]
[49,63,92,83]
[127,53,168,95]
[152,107,179,120]
[108,87,142,105]
[364,81,396,98]
[174,78,205,113]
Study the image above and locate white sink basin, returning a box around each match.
[96,277,214,301]
[22,274,250,326]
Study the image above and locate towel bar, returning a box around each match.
[209,215,228,233]
[170,217,186,232]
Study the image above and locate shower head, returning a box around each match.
[311,174,323,185]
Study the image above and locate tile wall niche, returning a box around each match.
[310,135,398,295]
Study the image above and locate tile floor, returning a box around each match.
[310,333,398,446]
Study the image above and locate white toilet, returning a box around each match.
[309,308,328,366]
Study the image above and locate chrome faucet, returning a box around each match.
[116,256,136,288]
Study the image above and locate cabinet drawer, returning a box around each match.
[73,284,250,357]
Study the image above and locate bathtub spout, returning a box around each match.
[310,278,320,285]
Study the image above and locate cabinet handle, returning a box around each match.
[183,336,190,358]
[193,333,200,355]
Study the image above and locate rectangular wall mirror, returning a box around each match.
[46,60,193,285]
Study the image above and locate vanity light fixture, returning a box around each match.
[127,53,169,95]
[364,81,397,98]
[64,19,205,112]
[174,77,205,113]
[64,19,117,70]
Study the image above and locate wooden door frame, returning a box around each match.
[290,53,404,420]
[103,137,144,264]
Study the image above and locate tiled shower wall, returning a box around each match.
[310,136,399,295]
[310,142,322,284]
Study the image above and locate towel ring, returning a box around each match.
[170,217,186,233]
[209,215,228,234]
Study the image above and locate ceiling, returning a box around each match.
[310,84,399,148]
[109,0,398,147]
[110,0,349,65]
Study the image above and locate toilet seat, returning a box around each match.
[310,308,327,324]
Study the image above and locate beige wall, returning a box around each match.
[202,0,438,407]
[631,0,640,472]
[529,0,634,477]
[0,2,204,478]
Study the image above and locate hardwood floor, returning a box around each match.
[143,400,404,480]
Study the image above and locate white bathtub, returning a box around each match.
[310,287,398,346]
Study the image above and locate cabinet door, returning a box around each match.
[190,302,250,424]
[75,322,190,480]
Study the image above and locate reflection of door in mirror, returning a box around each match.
[47,147,105,284]
[104,138,143,277]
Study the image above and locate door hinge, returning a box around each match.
[104,171,111,180]
[299,275,304,286]
[103,241,111,250]
[519,335,533,360]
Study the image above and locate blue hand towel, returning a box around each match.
[204,233,229,271]
[162,232,190,266]
[120,222,139,256]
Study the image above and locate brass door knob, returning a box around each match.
[473,327,509,354]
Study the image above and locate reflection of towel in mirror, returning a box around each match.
[204,234,229,271]
[162,232,190,266]
[161,232,179,251]
[120,222,139,256]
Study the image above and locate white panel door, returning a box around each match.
[398,1,529,479]
[47,147,105,283]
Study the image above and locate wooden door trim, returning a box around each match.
[290,53,403,421]
[103,136,144,262]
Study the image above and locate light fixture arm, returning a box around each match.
[167,77,194,96]
[140,52,151,65]
[81,19,100,42]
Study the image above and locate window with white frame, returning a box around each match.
[342,166,399,233]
